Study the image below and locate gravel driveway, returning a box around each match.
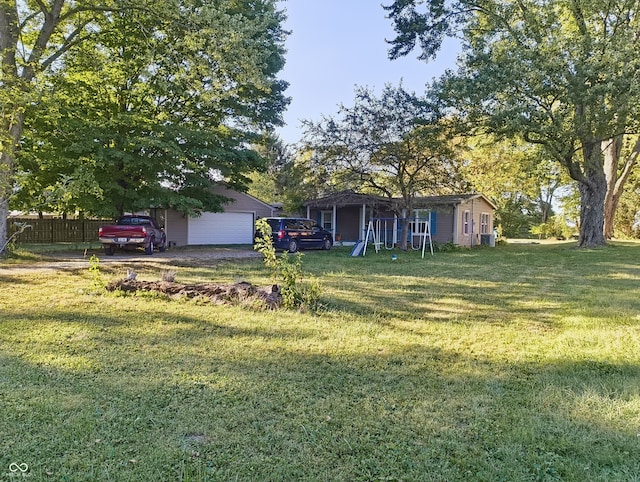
[0,247,262,273]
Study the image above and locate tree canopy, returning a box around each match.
[303,84,466,249]
[462,136,569,238]
[1,0,288,249]
[385,0,640,247]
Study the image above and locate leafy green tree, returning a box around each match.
[248,136,290,206]
[613,163,640,238]
[284,148,336,215]
[247,136,313,215]
[385,0,640,247]
[254,217,320,310]
[1,0,153,249]
[559,184,582,231]
[463,136,568,237]
[303,84,467,250]
[1,0,288,251]
[530,214,576,240]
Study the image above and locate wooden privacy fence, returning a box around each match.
[8,218,109,244]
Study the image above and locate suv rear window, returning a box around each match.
[266,219,281,231]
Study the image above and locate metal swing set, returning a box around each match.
[357,216,433,259]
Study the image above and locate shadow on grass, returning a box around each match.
[312,243,640,329]
[1,309,639,481]
[0,274,26,284]
[2,242,640,480]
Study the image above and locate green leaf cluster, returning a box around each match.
[246,136,313,215]
[386,0,640,247]
[11,0,289,217]
[253,218,320,310]
[302,84,468,249]
[462,135,571,237]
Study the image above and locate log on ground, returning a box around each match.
[106,279,282,308]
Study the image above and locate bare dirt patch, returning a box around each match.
[0,247,261,274]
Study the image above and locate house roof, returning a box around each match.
[304,190,497,210]
[213,184,276,210]
[303,190,387,208]
[414,194,498,210]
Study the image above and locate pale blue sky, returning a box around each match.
[277,1,460,144]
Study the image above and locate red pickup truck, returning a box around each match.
[98,215,167,255]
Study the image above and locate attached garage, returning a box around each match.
[187,212,254,245]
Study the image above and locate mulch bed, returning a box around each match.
[106,279,282,309]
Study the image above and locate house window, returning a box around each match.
[480,213,490,234]
[463,210,470,235]
[411,209,432,235]
[320,211,333,230]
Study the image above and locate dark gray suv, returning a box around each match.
[261,217,333,253]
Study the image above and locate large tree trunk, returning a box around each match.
[0,197,8,253]
[577,142,607,247]
[0,104,25,253]
[0,121,23,254]
[0,168,15,254]
[395,197,414,251]
[398,217,410,251]
[578,180,606,247]
[603,137,621,239]
[0,0,91,253]
[603,136,640,239]
[0,151,11,253]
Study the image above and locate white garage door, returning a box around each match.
[188,212,254,245]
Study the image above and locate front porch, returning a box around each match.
[304,190,393,244]
[303,190,497,248]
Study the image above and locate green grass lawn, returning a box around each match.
[1,242,640,481]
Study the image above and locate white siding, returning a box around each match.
[187,212,254,245]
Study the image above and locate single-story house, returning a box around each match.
[153,186,277,246]
[303,190,497,248]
